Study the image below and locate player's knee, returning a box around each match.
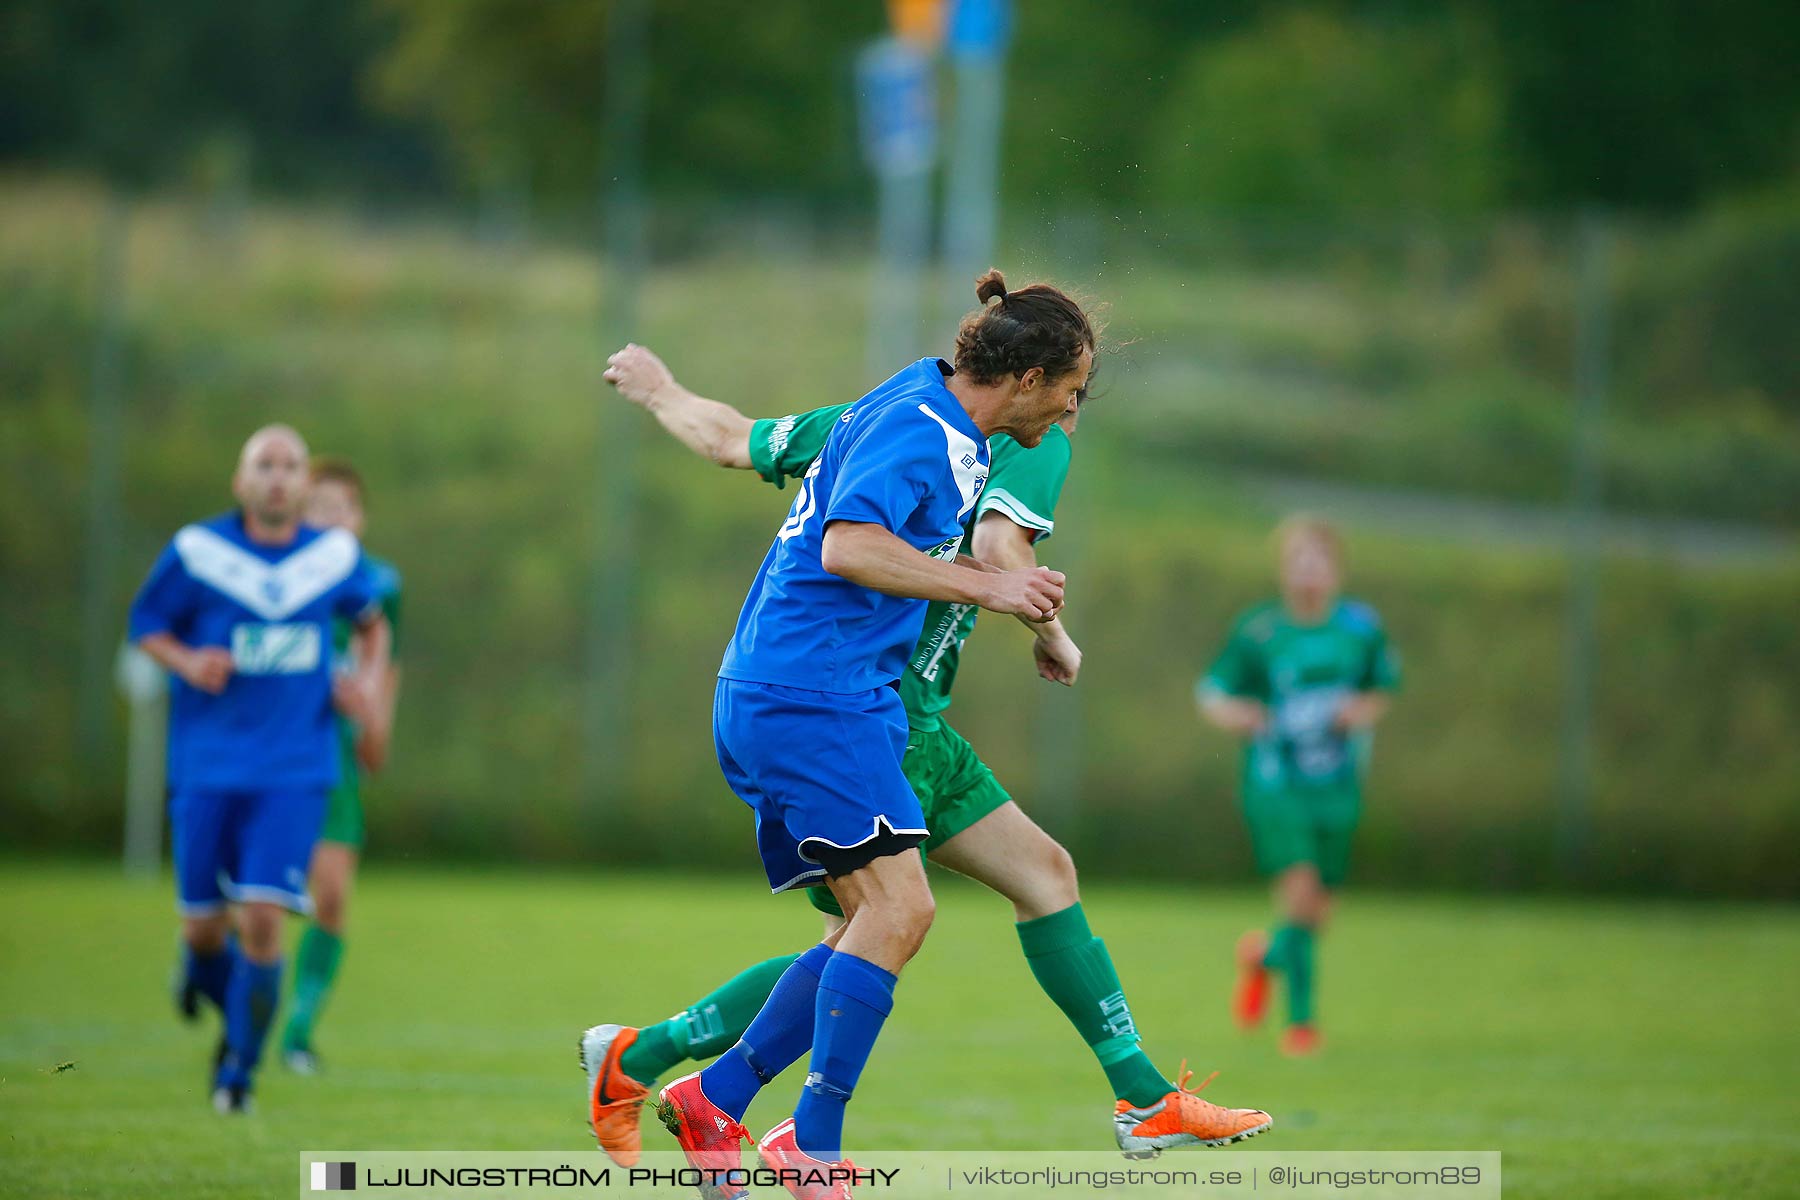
[1041,839,1079,903]
[312,888,346,933]
[237,906,284,961]
[886,886,936,957]
[183,915,230,954]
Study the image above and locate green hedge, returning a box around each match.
[4,178,1794,896]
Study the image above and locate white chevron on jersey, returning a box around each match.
[173,525,361,621]
[914,402,987,519]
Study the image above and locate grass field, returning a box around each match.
[2,861,1796,1199]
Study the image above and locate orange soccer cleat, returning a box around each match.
[1281,1024,1322,1057]
[655,1071,755,1200]
[1233,930,1271,1031]
[757,1116,859,1200]
[1113,1062,1273,1158]
[580,1024,650,1165]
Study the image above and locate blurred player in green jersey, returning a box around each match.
[280,458,404,1073]
[578,341,1269,1169]
[1198,516,1399,1056]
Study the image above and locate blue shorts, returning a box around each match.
[713,678,927,894]
[171,787,328,916]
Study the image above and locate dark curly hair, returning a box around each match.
[952,268,1095,387]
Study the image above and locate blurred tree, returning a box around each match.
[0,0,439,193]
[1492,0,1800,210]
[371,0,879,207]
[3,0,1796,214]
[1145,8,1505,216]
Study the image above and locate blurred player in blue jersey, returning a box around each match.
[650,270,1091,1200]
[129,425,391,1113]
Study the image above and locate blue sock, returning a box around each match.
[185,943,234,1012]
[794,952,896,1162]
[699,942,833,1121]
[219,957,283,1091]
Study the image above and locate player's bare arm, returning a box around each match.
[1332,691,1391,732]
[347,606,403,772]
[332,613,392,731]
[1199,689,1270,737]
[602,343,753,469]
[820,519,1064,620]
[137,631,234,695]
[355,662,403,773]
[970,509,1082,685]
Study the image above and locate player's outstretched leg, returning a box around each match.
[582,954,797,1165]
[651,944,834,1197]
[174,928,235,1024]
[1265,862,1327,1056]
[215,902,287,1114]
[1267,924,1319,1056]
[282,841,356,1073]
[783,850,932,1175]
[929,801,1273,1153]
[1232,929,1271,1030]
[172,793,235,1026]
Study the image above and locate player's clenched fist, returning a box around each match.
[981,566,1065,622]
[180,646,235,695]
[602,343,675,408]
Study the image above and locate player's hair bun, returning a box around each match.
[954,270,1096,387]
[974,268,1009,306]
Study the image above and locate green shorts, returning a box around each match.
[317,725,365,849]
[807,718,1011,917]
[1241,787,1359,888]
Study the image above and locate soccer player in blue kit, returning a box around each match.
[129,424,391,1113]
[654,272,1093,1200]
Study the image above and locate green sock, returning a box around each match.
[1265,924,1316,1026]
[616,954,797,1086]
[281,924,343,1051]
[1017,903,1172,1108]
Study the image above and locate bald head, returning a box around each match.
[239,423,308,469]
[233,424,310,535]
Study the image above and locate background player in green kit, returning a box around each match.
[1198,516,1399,1057]
[578,340,1270,1165]
[280,458,404,1073]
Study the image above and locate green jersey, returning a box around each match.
[320,553,401,845]
[1200,598,1399,797]
[749,401,1072,730]
[331,554,403,664]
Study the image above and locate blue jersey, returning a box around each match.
[128,511,383,792]
[719,358,990,694]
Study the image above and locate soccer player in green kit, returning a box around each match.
[1198,516,1399,1057]
[280,458,404,1073]
[581,330,1269,1169]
